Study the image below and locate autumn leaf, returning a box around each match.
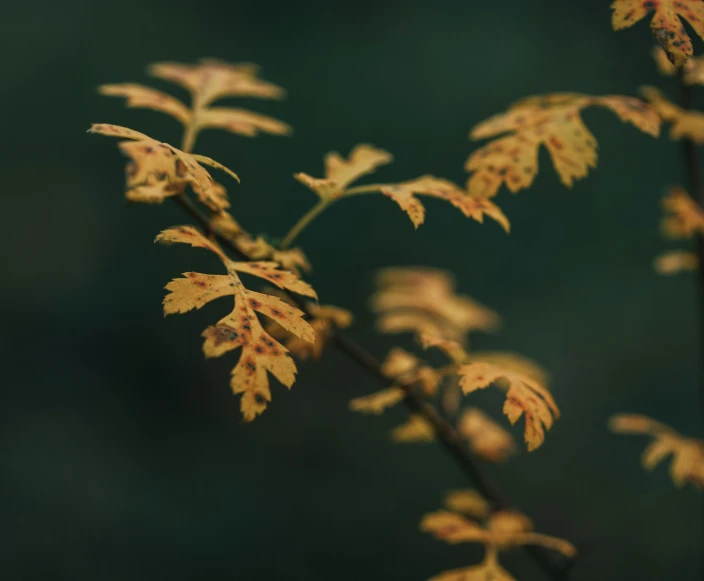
[349,347,441,415]
[100,59,290,146]
[149,59,285,105]
[612,0,704,67]
[371,267,500,343]
[642,85,704,143]
[89,123,238,211]
[610,414,704,487]
[380,176,510,231]
[459,407,517,463]
[427,557,515,581]
[652,46,704,84]
[267,299,353,361]
[654,250,698,273]
[660,186,704,237]
[391,414,435,443]
[467,94,660,197]
[293,146,509,231]
[156,225,317,421]
[458,361,559,451]
[443,490,491,520]
[295,144,393,200]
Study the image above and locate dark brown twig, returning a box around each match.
[168,193,574,580]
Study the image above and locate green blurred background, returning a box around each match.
[2,1,703,579]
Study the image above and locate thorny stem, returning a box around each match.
[165,190,575,581]
[677,70,704,423]
[280,184,385,249]
[171,117,573,580]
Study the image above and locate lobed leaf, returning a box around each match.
[99,83,191,124]
[610,413,704,487]
[156,226,317,421]
[458,362,559,451]
[642,85,704,143]
[467,94,660,197]
[611,0,704,67]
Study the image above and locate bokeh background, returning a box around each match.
[2,1,703,579]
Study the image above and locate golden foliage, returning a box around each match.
[458,361,559,452]
[443,489,490,520]
[660,186,704,237]
[371,267,500,343]
[654,250,698,273]
[100,59,291,140]
[611,0,704,67]
[89,123,238,211]
[467,94,660,197]
[641,86,704,143]
[652,46,704,84]
[421,492,576,581]
[610,414,704,487]
[420,338,559,452]
[459,408,517,463]
[295,145,509,230]
[349,348,440,414]
[391,414,435,443]
[267,299,353,361]
[156,226,317,421]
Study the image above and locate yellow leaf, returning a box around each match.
[198,108,291,137]
[443,490,491,520]
[660,186,704,237]
[391,414,435,443]
[89,123,237,211]
[267,300,352,361]
[610,414,704,487]
[652,45,704,84]
[642,85,704,143]
[458,362,559,451]
[459,408,517,463]
[155,226,317,421]
[611,0,704,67]
[467,94,660,197]
[99,83,191,125]
[295,144,393,200]
[654,250,698,274]
[428,560,515,581]
[372,267,500,343]
[149,59,285,106]
[421,511,490,544]
[349,387,406,415]
[380,176,510,231]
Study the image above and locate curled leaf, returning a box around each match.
[89,123,237,211]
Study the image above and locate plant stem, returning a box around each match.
[678,71,704,423]
[167,192,575,581]
[280,199,331,249]
[280,184,384,249]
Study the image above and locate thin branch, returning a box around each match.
[167,193,575,581]
[677,71,704,423]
